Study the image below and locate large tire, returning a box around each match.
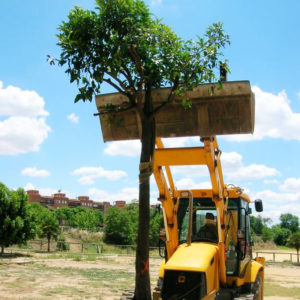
[252,273,263,300]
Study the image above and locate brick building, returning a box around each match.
[114,200,126,209]
[26,190,111,213]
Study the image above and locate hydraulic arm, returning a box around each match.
[153,136,228,285]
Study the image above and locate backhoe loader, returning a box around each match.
[96,81,264,300]
[152,136,264,300]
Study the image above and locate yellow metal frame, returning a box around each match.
[153,136,228,285]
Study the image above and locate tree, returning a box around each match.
[0,183,36,255]
[72,207,99,231]
[149,213,162,247]
[104,206,136,245]
[280,213,299,233]
[272,225,291,246]
[39,211,61,252]
[261,227,273,242]
[53,1,229,297]
[250,215,264,235]
[287,232,300,263]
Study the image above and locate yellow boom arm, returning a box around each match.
[153,136,228,285]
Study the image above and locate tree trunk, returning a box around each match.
[1,245,4,255]
[47,236,51,252]
[134,88,155,300]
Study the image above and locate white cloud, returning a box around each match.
[24,182,35,190]
[0,81,48,117]
[67,113,79,124]
[297,91,300,99]
[250,189,300,221]
[170,151,278,181]
[104,140,141,157]
[222,152,279,180]
[172,165,209,178]
[223,86,300,141]
[104,137,200,158]
[279,177,300,192]
[263,179,279,185]
[0,81,50,155]
[72,166,127,185]
[162,137,198,148]
[150,0,162,6]
[21,167,50,177]
[175,178,211,190]
[88,187,138,203]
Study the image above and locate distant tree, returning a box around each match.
[272,225,291,246]
[56,234,70,251]
[280,213,299,233]
[54,206,75,226]
[27,202,49,225]
[124,203,139,239]
[250,215,264,235]
[104,206,135,245]
[286,232,300,263]
[149,214,162,247]
[72,207,99,231]
[94,209,104,226]
[261,227,273,242]
[0,183,36,255]
[39,211,61,252]
[53,0,229,297]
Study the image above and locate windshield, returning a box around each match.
[178,198,218,244]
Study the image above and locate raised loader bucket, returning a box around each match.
[95,81,254,142]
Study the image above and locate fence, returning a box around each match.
[5,242,298,262]
[6,240,160,257]
[256,251,299,263]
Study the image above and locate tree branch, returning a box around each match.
[121,64,136,90]
[102,78,129,97]
[129,44,144,92]
[93,102,137,116]
[106,71,130,93]
[153,77,179,115]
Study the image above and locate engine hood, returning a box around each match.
[164,242,218,272]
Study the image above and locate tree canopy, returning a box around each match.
[280,213,299,233]
[53,0,229,106]
[0,183,36,254]
[287,231,300,263]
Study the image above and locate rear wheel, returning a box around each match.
[252,273,263,300]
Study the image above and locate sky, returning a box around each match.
[0,0,299,224]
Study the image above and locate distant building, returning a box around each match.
[26,190,111,213]
[114,200,126,209]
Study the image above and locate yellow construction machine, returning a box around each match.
[152,136,264,300]
[96,81,265,300]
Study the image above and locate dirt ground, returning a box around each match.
[0,254,299,299]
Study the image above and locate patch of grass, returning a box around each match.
[264,281,300,299]
[85,254,97,261]
[67,229,102,243]
[276,245,293,250]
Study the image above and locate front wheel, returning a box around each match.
[252,273,263,300]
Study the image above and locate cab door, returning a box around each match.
[238,200,252,276]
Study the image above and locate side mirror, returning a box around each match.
[255,199,263,212]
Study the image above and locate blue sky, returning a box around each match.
[0,0,299,224]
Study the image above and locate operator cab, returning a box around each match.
[178,197,218,244]
[177,195,261,277]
